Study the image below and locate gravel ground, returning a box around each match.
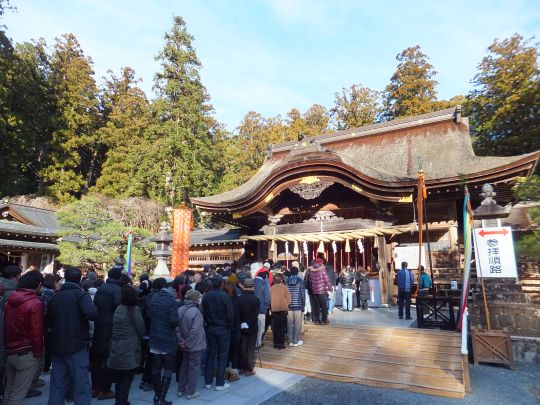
[262,362,540,405]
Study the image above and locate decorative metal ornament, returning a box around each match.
[317,241,325,253]
[293,241,299,254]
[289,181,334,200]
[345,239,351,253]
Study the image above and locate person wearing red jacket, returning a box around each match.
[3,270,44,405]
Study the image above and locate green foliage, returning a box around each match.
[331,84,381,129]
[43,34,100,202]
[57,195,154,275]
[134,16,219,205]
[382,46,439,120]
[93,67,150,197]
[513,175,540,259]
[464,34,540,156]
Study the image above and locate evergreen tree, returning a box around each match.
[44,34,100,202]
[465,34,540,156]
[331,84,380,129]
[137,16,218,205]
[382,46,438,120]
[93,67,150,197]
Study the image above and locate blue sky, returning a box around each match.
[4,0,539,131]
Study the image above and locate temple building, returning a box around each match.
[0,202,58,271]
[191,107,539,303]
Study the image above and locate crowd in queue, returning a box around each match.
[0,256,385,405]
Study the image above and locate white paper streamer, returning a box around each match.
[285,241,289,255]
[332,241,337,254]
[303,241,309,256]
[357,238,364,254]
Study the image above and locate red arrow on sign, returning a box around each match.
[478,228,509,237]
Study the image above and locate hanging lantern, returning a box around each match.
[293,241,299,254]
[358,238,364,254]
[317,240,325,253]
[332,241,337,254]
[345,239,351,253]
[270,239,276,252]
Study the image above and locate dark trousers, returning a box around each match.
[239,333,257,372]
[178,350,201,396]
[151,352,175,379]
[113,369,135,405]
[89,352,112,393]
[48,348,91,405]
[398,289,412,318]
[271,311,288,348]
[310,294,328,322]
[141,340,152,384]
[204,326,231,387]
[229,335,240,370]
[44,330,52,372]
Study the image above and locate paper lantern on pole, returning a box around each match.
[270,239,276,252]
[317,240,325,253]
[345,239,351,253]
[293,241,299,254]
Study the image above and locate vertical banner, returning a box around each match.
[124,232,133,276]
[171,206,193,278]
[458,187,474,330]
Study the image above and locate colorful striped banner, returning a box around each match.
[125,232,133,276]
[458,187,474,330]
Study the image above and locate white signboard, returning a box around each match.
[394,246,426,269]
[473,226,518,278]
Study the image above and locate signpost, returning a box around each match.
[473,227,518,279]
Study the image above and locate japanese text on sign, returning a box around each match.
[473,227,518,279]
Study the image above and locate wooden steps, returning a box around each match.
[259,324,465,398]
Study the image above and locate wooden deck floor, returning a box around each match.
[259,324,465,398]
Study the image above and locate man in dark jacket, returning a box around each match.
[253,270,270,348]
[202,277,233,390]
[3,270,44,404]
[236,278,259,375]
[47,266,98,405]
[91,266,123,399]
[397,262,414,320]
[304,258,333,325]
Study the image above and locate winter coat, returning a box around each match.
[253,276,270,314]
[39,287,55,316]
[107,305,145,370]
[340,270,356,290]
[236,291,260,335]
[92,278,122,355]
[356,273,371,300]
[305,265,332,295]
[270,283,291,312]
[149,289,179,354]
[201,289,233,330]
[286,275,305,311]
[176,301,206,352]
[48,282,98,356]
[4,289,44,356]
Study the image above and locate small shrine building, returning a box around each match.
[190,107,539,303]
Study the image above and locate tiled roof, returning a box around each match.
[190,229,244,245]
[10,204,57,230]
[0,238,58,251]
[0,220,56,237]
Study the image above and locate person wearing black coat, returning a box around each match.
[47,266,98,405]
[91,266,123,399]
[236,278,260,376]
[202,277,234,390]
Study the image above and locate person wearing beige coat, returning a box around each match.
[270,274,291,349]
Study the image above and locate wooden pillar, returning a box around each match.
[377,236,389,307]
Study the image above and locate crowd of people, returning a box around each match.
[0,256,385,405]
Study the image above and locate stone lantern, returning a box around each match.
[150,221,173,281]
